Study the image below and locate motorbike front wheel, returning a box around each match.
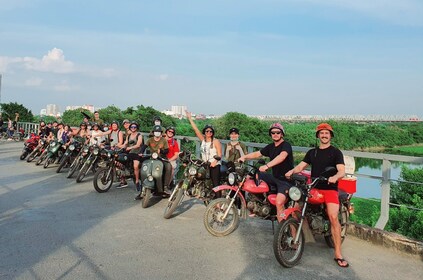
[20,151,28,160]
[203,198,240,237]
[76,162,90,183]
[26,148,39,162]
[35,151,47,166]
[142,188,152,208]
[67,158,81,178]
[93,167,115,193]
[324,204,349,248]
[43,155,54,168]
[273,217,305,268]
[57,155,70,173]
[163,183,184,219]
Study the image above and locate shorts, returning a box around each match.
[317,189,339,205]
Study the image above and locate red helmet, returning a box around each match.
[269,123,285,136]
[315,123,334,137]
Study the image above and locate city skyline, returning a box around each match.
[1,1,422,117]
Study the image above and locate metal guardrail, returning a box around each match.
[19,122,423,230]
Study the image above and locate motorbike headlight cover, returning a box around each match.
[69,144,75,151]
[107,152,112,158]
[83,147,89,153]
[51,141,56,147]
[228,172,236,185]
[289,187,302,201]
[188,166,197,176]
[152,152,158,159]
[93,147,99,155]
[147,175,154,181]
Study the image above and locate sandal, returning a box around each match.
[334,258,349,268]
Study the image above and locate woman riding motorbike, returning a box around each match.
[123,122,143,192]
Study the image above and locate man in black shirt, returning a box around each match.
[285,123,348,268]
[238,123,294,222]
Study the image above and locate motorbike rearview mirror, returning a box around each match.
[320,167,337,178]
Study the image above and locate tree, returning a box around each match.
[0,102,34,122]
[62,108,92,127]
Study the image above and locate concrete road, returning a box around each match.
[0,141,422,280]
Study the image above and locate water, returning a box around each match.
[354,162,422,199]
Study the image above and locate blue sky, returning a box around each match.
[0,0,422,117]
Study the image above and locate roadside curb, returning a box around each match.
[347,222,423,259]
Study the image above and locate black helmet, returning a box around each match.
[153,116,162,122]
[202,124,215,134]
[80,122,87,127]
[130,122,139,129]
[166,126,176,135]
[111,120,119,126]
[153,125,162,132]
[229,127,239,134]
[92,122,99,128]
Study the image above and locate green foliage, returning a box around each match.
[350,197,381,227]
[33,115,58,124]
[62,108,92,127]
[388,166,423,240]
[0,102,34,122]
[98,105,124,124]
[124,105,176,133]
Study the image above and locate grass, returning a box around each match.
[387,145,423,156]
[350,197,381,227]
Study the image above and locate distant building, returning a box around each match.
[171,105,187,116]
[46,104,60,117]
[65,104,95,113]
[40,109,47,116]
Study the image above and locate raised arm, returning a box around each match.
[186,111,204,141]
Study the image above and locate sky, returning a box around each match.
[0,0,422,117]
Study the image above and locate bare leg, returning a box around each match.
[276,193,287,222]
[327,202,348,267]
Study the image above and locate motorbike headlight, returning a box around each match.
[188,166,197,176]
[83,147,89,153]
[51,142,56,147]
[69,144,75,151]
[289,187,302,201]
[228,172,236,185]
[107,152,112,158]
[147,175,154,181]
[152,152,158,159]
[93,148,99,155]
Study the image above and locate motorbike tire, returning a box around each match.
[26,149,39,162]
[35,151,47,166]
[43,155,53,168]
[203,198,240,237]
[56,155,70,173]
[76,162,90,183]
[163,183,184,219]
[93,167,115,193]
[67,158,81,178]
[142,188,152,208]
[273,217,305,268]
[20,151,28,160]
[324,204,349,248]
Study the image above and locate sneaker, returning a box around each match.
[136,182,141,192]
[163,186,171,195]
[134,192,143,200]
[116,182,128,189]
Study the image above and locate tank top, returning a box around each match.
[110,130,121,147]
[127,133,141,154]
[201,140,220,165]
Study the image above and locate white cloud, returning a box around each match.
[23,48,74,73]
[24,77,43,86]
[158,74,169,81]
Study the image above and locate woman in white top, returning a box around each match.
[186,111,222,189]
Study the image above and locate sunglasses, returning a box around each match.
[130,125,137,129]
[271,131,281,135]
[205,130,213,133]
[167,131,175,134]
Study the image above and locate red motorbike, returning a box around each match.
[20,133,40,160]
[273,167,356,268]
[203,160,303,237]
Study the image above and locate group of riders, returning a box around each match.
[31,110,349,268]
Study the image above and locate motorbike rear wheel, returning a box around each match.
[163,182,184,219]
[324,204,349,248]
[273,217,305,268]
[142,188,152,208]
[93,167,115,193]
[203,198,240,237]
[67,158,81,178]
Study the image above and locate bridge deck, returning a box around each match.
[0,141,421,280]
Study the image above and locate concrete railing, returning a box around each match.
[18,122,423,230]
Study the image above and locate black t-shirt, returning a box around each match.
[39,127,51,138]
[260,141,294,180]
[303,145,344,190]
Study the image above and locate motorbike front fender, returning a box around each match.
[279,207,301,221]
[142,179,156,190]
